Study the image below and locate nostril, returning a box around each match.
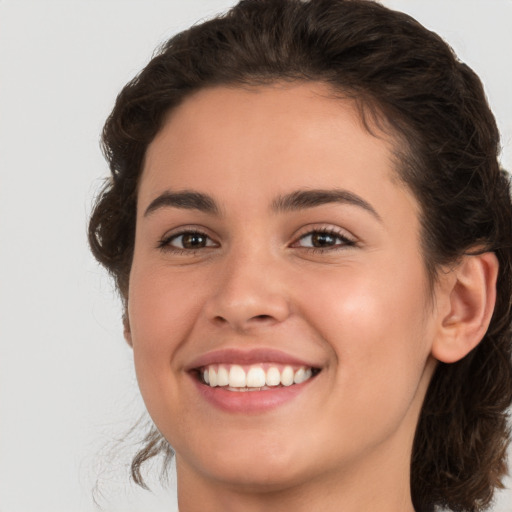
[252,314,273,321]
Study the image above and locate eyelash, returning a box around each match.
[157,230,217,254]
[292,227,356,252]
[157,227,356,254]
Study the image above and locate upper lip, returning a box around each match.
[185,348,321,371]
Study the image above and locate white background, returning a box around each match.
[0,1,511,511]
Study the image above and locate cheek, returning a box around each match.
[128,264,205,353]
[297,269,432,449]
[295,258,432,391]
[127,264,207,411]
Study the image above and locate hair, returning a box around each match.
[88,1,512,510]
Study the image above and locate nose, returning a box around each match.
[204,250,291,333]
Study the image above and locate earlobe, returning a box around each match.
[431,252,498,364]
[123,312,133,347]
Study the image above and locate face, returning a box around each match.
[128,83,439,494]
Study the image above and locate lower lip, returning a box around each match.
[191,374,316,413]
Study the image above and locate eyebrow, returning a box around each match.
[144,190,220,217]
[143,188,380,221]
[271,189,381,221]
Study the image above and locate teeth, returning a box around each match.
[294,367,306,384]
[281,366,294,386]
[208,366,218,387]
[247,367,266,387]
[229,365,246,388]
[266,366,281,386]
[201,363,316,389]
[217,365,229,386]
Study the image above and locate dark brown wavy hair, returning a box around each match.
[88,1,512,510]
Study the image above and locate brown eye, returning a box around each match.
[295,230,355,250]
[160,231,217,251]
[180,233,208,249]
[310,232,337,247]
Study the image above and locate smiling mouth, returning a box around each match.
[195,363,321,391]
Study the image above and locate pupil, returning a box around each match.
[183,233,205,248]
[312,232,335,247]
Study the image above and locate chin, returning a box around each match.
[176,430,312,491]
[202,457,309,493]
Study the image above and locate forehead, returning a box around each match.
[140,82,417,219]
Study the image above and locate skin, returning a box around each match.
[126,82,496,512]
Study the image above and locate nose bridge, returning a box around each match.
[205,240,291,330]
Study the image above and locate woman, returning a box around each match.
[89,0,512,510]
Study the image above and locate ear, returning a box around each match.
[431,252,498,363]
[123,311,133,347]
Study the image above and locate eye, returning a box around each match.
[158,230,218,251]
[293,229,356,250]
